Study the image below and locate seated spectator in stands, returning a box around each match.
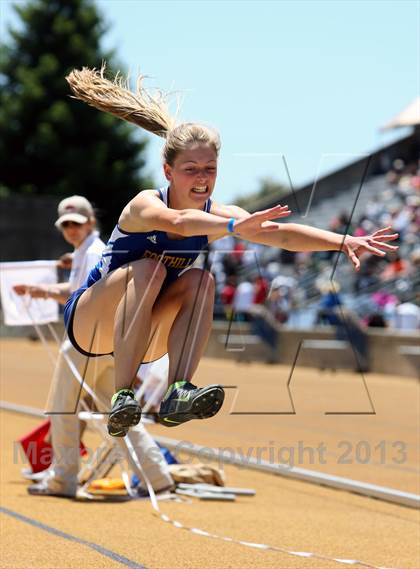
[316,281,342,326]
[380,252,409,281]
[386,158,405,186]
[267,284,291,324]
[329,211,353,235]
[222,246,242,277]
[280,248,296,265]
[265,259,282,280]
[370,290,398,308]
[232,278,254,321]
[394,294,420,330]
[366,313,387,328]
[354,218,368,237]
[220,275,237,319]
[253,275,269,305]
[390,205,412,239]
[293,255,311,279]
[232,239,246,263]
[410,172,420,190]
[398,168,417,193]
[408,248,420,276]
[354,217,375,238]
[354,255,383,293]
[271,274,296,292]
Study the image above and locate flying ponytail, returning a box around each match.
[66,64,175,137]
[66,65,221,165]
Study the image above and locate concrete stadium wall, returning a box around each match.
[0,319,417,378]
[206,322,419,379]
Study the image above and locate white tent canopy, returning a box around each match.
[381,97,420,130]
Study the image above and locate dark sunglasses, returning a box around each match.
[61,221,84,229]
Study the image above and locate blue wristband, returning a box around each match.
[227,218,235,233]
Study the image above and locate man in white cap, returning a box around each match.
[14,195,102,302]
[56,195,94,225]
[14,195,174,497]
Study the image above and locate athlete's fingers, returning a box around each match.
[259,208,291,221]
[362,243,387,256]
[259,207,292,218]
[369,239,399,251]
[372,226,393,235]
[347,248,360,271]
[255,205,290,218]
[276,210,292,218]
[370,232,399,242]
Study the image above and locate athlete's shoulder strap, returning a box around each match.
[157,187,168,205]
[205,198,212,213]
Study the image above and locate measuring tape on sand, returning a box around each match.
[125,438,399,569]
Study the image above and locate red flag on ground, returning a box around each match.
[18,419,87,473]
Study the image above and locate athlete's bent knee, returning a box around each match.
[182,269,215,295]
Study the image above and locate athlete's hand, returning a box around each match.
[232,204,291,237]
[342,227,399,271]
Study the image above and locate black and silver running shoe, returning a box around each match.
[158,381,225,427]
[108,389,141,437]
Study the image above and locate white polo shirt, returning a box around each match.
[69,230,105,292]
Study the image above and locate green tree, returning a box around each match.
[0,0,152,233]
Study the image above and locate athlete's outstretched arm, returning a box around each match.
[119,191,291,237]
[198,201,399,270]
[239,222,399,271]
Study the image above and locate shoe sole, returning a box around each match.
[108,402,141,432]
[22,471,49,482]
[158,385,225,427]
[27,487,75,498]
[107,425,129,437]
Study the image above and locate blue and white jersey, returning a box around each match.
[85,187,212,288]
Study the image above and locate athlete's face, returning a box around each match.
[163,144,218,208]
[60,220,93,249]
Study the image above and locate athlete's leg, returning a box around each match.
[143,268,214,381]
[71,258,166,381]
[139,268,224,427]
[70,258,167,436]
[113,260,167,391]
[71,262,220,433]
[95,365,174,492]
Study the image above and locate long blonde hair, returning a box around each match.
[66,66,221,165]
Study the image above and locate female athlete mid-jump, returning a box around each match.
[64,67,399,437]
